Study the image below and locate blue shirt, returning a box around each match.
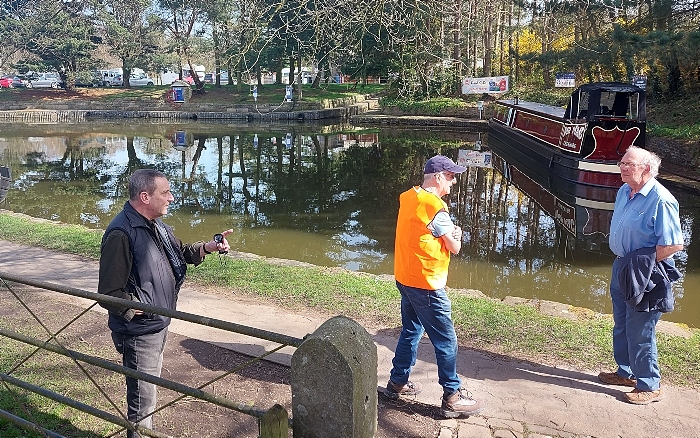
[609,178,683,257]
[427,210,454,238]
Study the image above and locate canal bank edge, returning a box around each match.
[0,209,694,340]
[0,94,381,123]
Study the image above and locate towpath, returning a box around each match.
[1,240,699,438]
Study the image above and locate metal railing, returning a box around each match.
[0,271,302,438]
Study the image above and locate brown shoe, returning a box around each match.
[598,371,636,387]
[625,387,663,405]
[440,388,484,418]
[383,380,422,400]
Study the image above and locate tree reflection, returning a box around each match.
[2,124,697,326]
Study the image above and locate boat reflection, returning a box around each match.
[489,151,617,258]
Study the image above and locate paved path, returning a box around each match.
[1,240,699,438]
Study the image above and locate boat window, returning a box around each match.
[599,92,616,115]
[597,91,640,119]
[577,91,590,118]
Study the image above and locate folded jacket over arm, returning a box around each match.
[618,246,681,313]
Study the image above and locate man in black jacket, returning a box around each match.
[98,169,231,438]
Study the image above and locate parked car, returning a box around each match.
[0,76,14,88]
[12,75,32,88]
[128,72,154,86]
[28,72,63,88]
[111,74,124,86]
[97,69,124,86]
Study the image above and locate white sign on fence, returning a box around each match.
[458,150,492,168]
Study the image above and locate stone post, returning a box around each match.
[291,315,377,438]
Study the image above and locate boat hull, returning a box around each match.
[488,119,624,203]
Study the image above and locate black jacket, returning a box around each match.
[99,201,202,335]
[618,246,681,313]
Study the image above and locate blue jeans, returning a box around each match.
[390,281,461,396]
[610,258,662,391]
[112,327,168,438]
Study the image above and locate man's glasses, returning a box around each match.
[440,172,456,181]
[617,161,644,169]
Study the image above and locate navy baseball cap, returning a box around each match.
[424,155,467,174]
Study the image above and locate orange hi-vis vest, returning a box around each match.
[394,186,451,290]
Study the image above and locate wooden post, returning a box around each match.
[259,404,288,438]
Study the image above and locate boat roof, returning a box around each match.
[504,101,566,119]
[493,82,646,120]
[573,82,644,94]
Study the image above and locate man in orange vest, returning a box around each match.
[384,155,485,418]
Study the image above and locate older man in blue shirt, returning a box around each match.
[599,146,684,404]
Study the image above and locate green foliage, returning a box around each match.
[100,0,162,76]
[379,97,468,115]
[12,0,97,87]
[451,297,613,367]
[647,94,700,141]
[648,123,700,141]
[506,86,571,106]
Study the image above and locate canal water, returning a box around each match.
[1,121,698,327]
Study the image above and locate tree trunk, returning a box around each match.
[289,57,296,86]
[186,60,204,94]
[453,0,462,95]
[213,18,221,86]
[483,11,493,76]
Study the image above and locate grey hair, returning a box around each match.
[627,146,661,177]
[129,169,167,200]
[423,172,439,183]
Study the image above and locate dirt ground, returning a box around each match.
[0,284,445,438]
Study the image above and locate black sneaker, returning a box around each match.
[440,388,484,418]
[383,380,423,400]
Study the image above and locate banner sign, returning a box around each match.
[555,72,575,88]
[461,76,509,94]
[458,150,492,168]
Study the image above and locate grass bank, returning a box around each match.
[2,211,700,389]
[0,82,384,107]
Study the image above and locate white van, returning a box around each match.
[97,69,123,86]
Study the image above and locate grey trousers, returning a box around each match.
[112,327,168,438]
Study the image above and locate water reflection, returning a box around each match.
[0,122,698,327]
